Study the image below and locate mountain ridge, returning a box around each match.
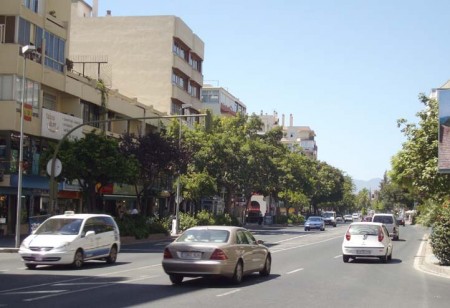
[353,178,382,193]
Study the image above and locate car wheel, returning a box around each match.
[106,245,118,264]
[388,251,393,261]
[380,253,388,263]
[25,263,37,270]
[169,274,184,285]
[343,255,350,263]
[321,227,325,231]
[259,255,271,277]
[72,249,84,269]
[232,260,244,284]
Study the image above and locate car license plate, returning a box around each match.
[356,250,371,255]
[34,254,43,261]
[181,251,202,259]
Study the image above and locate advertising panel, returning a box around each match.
[438,89,450,173]
[41,109,83,141]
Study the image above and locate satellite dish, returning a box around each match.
[46,158,62,177]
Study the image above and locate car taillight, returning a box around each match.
[163,248,173,259]
[378,228,384,242]
[210,249,228,260]
[345,230,351,241]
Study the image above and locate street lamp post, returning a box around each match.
[16,45,36,248]
[173,104,191,235]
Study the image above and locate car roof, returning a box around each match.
[349,222,384,227]
[185,226,244,232]
[49,212,113,220]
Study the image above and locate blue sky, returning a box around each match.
[93,0,450,181]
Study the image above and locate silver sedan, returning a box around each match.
[162,226,271,285]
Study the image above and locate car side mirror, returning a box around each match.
[257,239,264,245]
[85,230,95,237]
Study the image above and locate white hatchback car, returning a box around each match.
[342,222,393,263]
[19,211,120,269]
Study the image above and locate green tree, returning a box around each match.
[355,188,371,214]
[47,132,136,212]
[391,94,450,202]
[119,132,185,215]
[310,162,346,214]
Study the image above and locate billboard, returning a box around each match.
[41,109,83,141]
[438,89,450,173]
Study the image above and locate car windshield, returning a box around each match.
[322,213,334,218]
[308,217,321,221]
[177,229,230,243]
[34,218,83,235]
[349,225,380,236]
[373,216,393,224]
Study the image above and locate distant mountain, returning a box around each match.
[353,178,382,193]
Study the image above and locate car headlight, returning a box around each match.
[53,242,70,251]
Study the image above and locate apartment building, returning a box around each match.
[69,1,205,120]
[258,111,318,159]
[0,0,166,235]
[201,85,246,117]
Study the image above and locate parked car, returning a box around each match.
[342,222,393,263]
[397,216,406,226]
[344,215,353,222]
[336,216,344,223]
[304,216,325,231]
[245,211,263,225]
[162,226,271,285]
[371,213,399,240]
[352,213,360,221]
[18,211,120,269]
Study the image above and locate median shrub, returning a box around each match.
[430,201,450,265]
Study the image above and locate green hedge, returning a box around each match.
[430,202,450,265]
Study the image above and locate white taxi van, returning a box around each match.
[19,211,120,269]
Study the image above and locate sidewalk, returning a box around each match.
[414,233,450,279]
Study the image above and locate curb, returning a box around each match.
[415,234,450,279]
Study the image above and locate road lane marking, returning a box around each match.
[217,289,241,297]
[272,235,307,243]
[286,268,304,274]
[334,255,342,259]
[23,275,160,302]
[0,264,162,294]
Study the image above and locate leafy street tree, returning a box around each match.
[119,131,186,215]
[310,162,345,214]
[377,172,414,213]
[354,188,371,216]
[391,94,450,202]
[44,132,137,213]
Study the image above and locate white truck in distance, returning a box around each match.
[322,211,337,227]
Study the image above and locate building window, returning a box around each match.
[0,16,16,44]
[189,54,202,73]
[13,76,40,115]
[43,92,56,110]
[0,75,13,100]
[188,82,200,99]
[173,40,188,61]
[18,18,44,63]
[172,71,187,90]
[81,100,100,128]
[44,31,65,72]
[201,90,219,103]
[23,0,39,13]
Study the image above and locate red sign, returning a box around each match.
[23,104,32,122]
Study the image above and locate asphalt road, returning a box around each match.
[0,224,448,308]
